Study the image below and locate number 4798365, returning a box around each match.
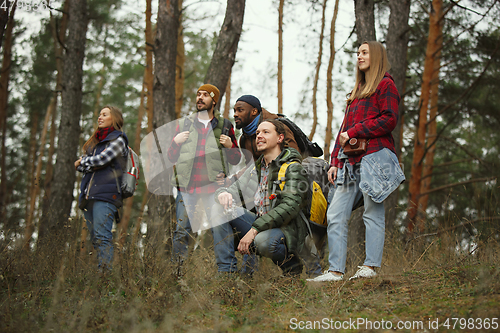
[1,1,51,12]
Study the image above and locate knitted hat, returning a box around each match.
[236,95,262,113]
[197,84,220,104]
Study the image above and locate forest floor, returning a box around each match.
[1,231,499,332]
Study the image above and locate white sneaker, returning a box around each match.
[349,266,377,280]
[306,271,343,282]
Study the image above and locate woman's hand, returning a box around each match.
[327,166,338,184]
[174,131,190,145]
[74,157,82,169]
[339,131,350,147]
[218,192,233,209]
[238,228,258,254]
[219,134,232,148]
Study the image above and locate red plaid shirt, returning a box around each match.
[331,73,400,168]
[168,115,241,194]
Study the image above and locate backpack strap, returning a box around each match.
[213,116,231,176]
[277,161,298,191]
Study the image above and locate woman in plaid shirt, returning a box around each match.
[308,41,405,283]
[75,106,129,271]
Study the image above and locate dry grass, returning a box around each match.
[1,221,499,332]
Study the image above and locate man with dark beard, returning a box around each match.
[168,84,243,274]
[233,95,301,163]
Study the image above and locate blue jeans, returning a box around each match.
[172,192,244,273]
[172,192,191,262]
[83,200,117,270]
[228,208,303,274]
[327,164,385,273]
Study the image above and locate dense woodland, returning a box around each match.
[0,1,499,327]
[0,0,499,266]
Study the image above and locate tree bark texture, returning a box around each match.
[146,0,180,259]
[324,0,340,160]
[38,0,88,257]
[145,0,154,131]
[384,0,411,231]
[204,0,245,108]
[419,5,444,220]
[117,73,147,252]
[41,4,69,222]
[407,0,443,233]
[223,72,231,119]
[175,0,184,119]
[24,99,55,250]
[354,0,376,43]
[0,6,8,50]
[277,0,284,114]
[309,0,327,141]
[0,3,15,229]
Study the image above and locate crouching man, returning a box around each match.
[214,119,317,275]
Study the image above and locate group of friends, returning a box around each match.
[75,41,405,282]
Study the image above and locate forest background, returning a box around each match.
[0,0,499,332]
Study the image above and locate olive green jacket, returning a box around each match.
[170,112,230,188]
[215,148,309,256]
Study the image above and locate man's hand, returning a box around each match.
[217,192,233,210]
[219,134,232,148]
[339,131,350,147]
[174,131,190,145]
[327,166,338,184]
[238,228,258,254]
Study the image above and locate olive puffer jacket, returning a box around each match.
[215,147,310,256]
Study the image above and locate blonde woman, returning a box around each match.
[75,106,129,270]
[309,41,405,282]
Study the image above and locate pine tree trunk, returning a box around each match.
[42,2,69,224]
[223,73,231,119]
[117,74,147,251]
[24,100,54,250]
[407,0,442,233]
[309,0,327,141]
[145,0,154,132]
[384,0,411,231]
[146,0,180,259]
[324,0,339,160]
[204,0,245,107]
[0,6,8,48]
[0,3,15,227]
[419,3,444,219]
[175,0,184,119]
[37,0,88,258]
[277,0,284,114]
[25,113,39,217]
[354,0,376,42]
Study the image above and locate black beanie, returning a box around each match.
[236,95,262,114]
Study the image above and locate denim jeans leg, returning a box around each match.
[254,229,300,273]
[362,192,386,268]
[85,200,116,269]
[208,194,238,273]
[326,178,362,274]
[229,208,258,274]
[172,192,191,263]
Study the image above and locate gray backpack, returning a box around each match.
[112,145,140,199]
